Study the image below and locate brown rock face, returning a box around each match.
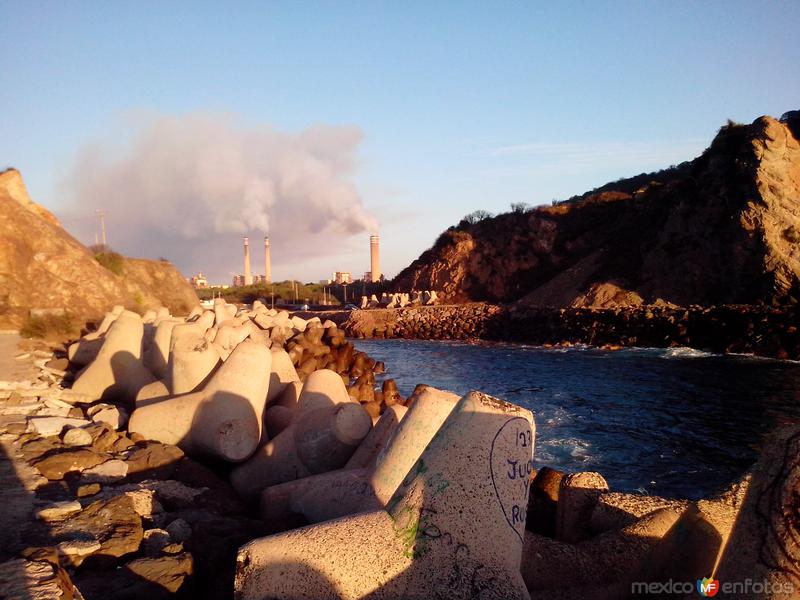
[393,115,800,308]
[32,449,110,480]
[50,495,144,563]
[0,168,198,328]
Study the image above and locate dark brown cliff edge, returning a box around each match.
[342,303,800,360]
[393,115,800,308]
[0,169,198,329]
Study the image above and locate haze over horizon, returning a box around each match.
[1,2,798,283]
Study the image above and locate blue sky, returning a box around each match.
[2,1,798,283]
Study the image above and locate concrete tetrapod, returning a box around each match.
[128,340,272,462]
[143,318,182,380]
[167,325,221,394]
[266,349,300,404]
[230,369,369,498]
[716,426,800,598]
[237,391,535,600]
[71,313,154,403]
[67,312,117,367]
[262,404,409,525]
[258,388,457,525]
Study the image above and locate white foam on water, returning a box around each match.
[659,347,718,359]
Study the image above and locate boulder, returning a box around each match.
[36,500,82,522]
[50,495,143,565]
[32,448,109,480]
[62,426,93,447]
[28,416,90,437]
[124,553,193,594]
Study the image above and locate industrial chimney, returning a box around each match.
[243,236,252,285]
[370,235,381,282]
[264,236,271,284]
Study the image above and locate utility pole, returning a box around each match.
[95,209,108,247]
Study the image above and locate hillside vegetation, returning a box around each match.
[0,168,199,330]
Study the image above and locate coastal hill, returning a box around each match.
[0,168,198,329]
[393,114,800,308]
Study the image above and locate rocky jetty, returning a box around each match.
[1,299,797,599]
[342,302,800,360]
[0,300,401,598]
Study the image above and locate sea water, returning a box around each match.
[354,339,800,499]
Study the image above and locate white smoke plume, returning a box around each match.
[64,112,378,281]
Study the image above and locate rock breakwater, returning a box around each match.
[343,303,800,360]
[1,299,798,599]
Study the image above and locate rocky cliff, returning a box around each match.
[393,115,800,308]
[0,169,198,329]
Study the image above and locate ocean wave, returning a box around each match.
[658,347,719,359]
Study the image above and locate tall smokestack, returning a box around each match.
[264,236,271,284]
[243,236,252,285]
[370,235,381,283]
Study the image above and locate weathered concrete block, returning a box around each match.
[555,471,609,543]
[230,369,369,498]
[129,340,271,462]
[237,391,535,600]
[345,404,407,469]
[266,349,300,404]
[259,387,456,526]
[264,404,293,439]
[167,325,220,394]
[716,427,800,597]
[72,313,154,403]
[521,506,686,594]
[143,318,182,380]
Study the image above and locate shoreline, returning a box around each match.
[311,302,800,361]
[0,304,797,598]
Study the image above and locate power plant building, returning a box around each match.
[370,235,381,282]
[264,236,271,284]
[243,237,253,285]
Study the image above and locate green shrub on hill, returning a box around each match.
[20,313,78,339]
[94,251,125,276]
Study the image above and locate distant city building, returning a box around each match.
[332,271,352,285]
[232,274,246,287]
[189,272,208,288]
[253,275,270,285]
